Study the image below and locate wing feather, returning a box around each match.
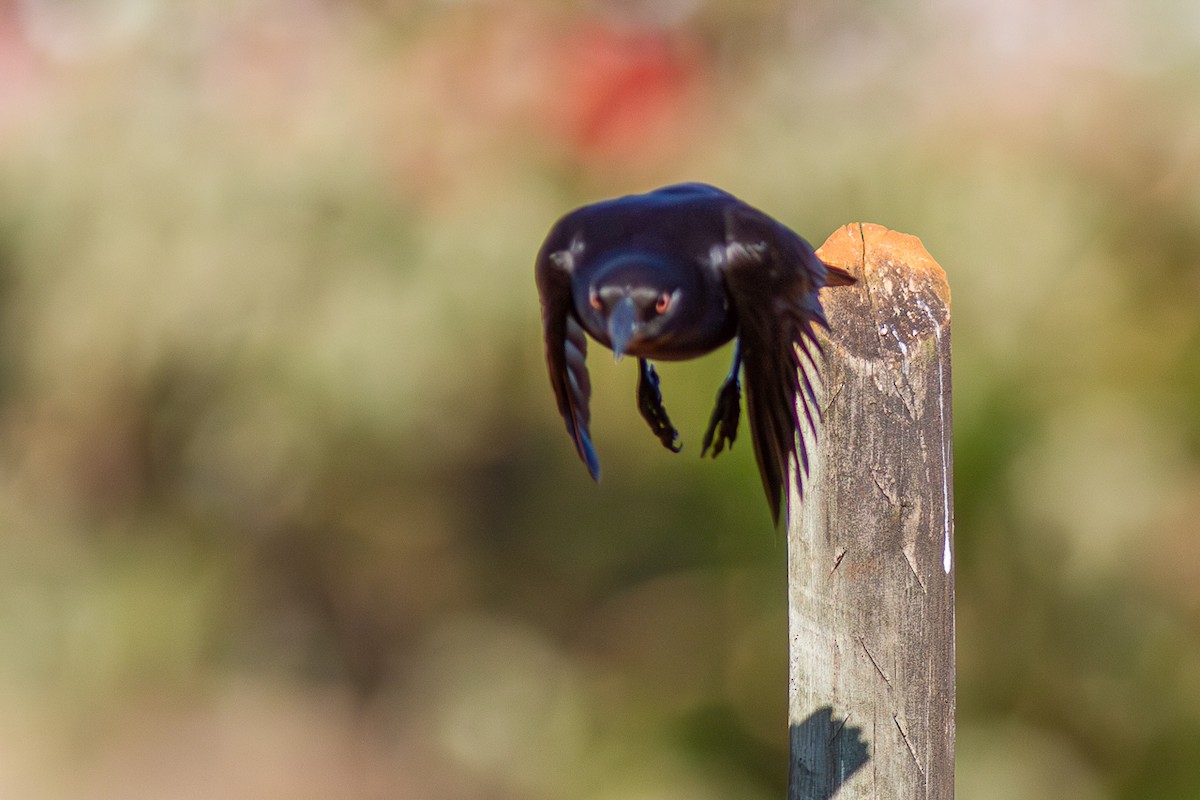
[535,238,601,480]
[721,203,851,524]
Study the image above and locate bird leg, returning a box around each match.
[702,342,742,457]
[636,359,682,453]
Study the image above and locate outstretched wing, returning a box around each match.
[535,236,601,481]
[720,203,854,525]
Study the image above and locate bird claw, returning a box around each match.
[701,378,741,457]
[637,360,682,453]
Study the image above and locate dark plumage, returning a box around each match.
[534,183,855,524]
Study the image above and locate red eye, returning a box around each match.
[589,289,602,310]
[655,292,671,314]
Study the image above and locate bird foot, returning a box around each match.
[637,360,682,453]
[701,378,741,457]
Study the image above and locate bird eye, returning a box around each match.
[589,288,602,310]
[655,292,672,314]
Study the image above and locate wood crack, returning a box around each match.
[893,713,925,778]
[858,636,892,689]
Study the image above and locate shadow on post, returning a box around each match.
[788,707,869,800]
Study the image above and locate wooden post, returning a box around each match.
[788,224,954,799]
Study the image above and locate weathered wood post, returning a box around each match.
[788,224,954,799]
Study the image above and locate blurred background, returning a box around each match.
[0,0,1198,797]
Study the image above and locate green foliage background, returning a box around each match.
[1,1,1199,797]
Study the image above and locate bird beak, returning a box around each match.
[608,296,637,361]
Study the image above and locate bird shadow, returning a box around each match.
[788,707,870,800]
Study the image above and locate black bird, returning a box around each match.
[534,183,855,524]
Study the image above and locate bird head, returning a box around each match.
[576,254,682,360]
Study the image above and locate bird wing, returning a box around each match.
[720,203,852,524]
[535,236,601,481]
